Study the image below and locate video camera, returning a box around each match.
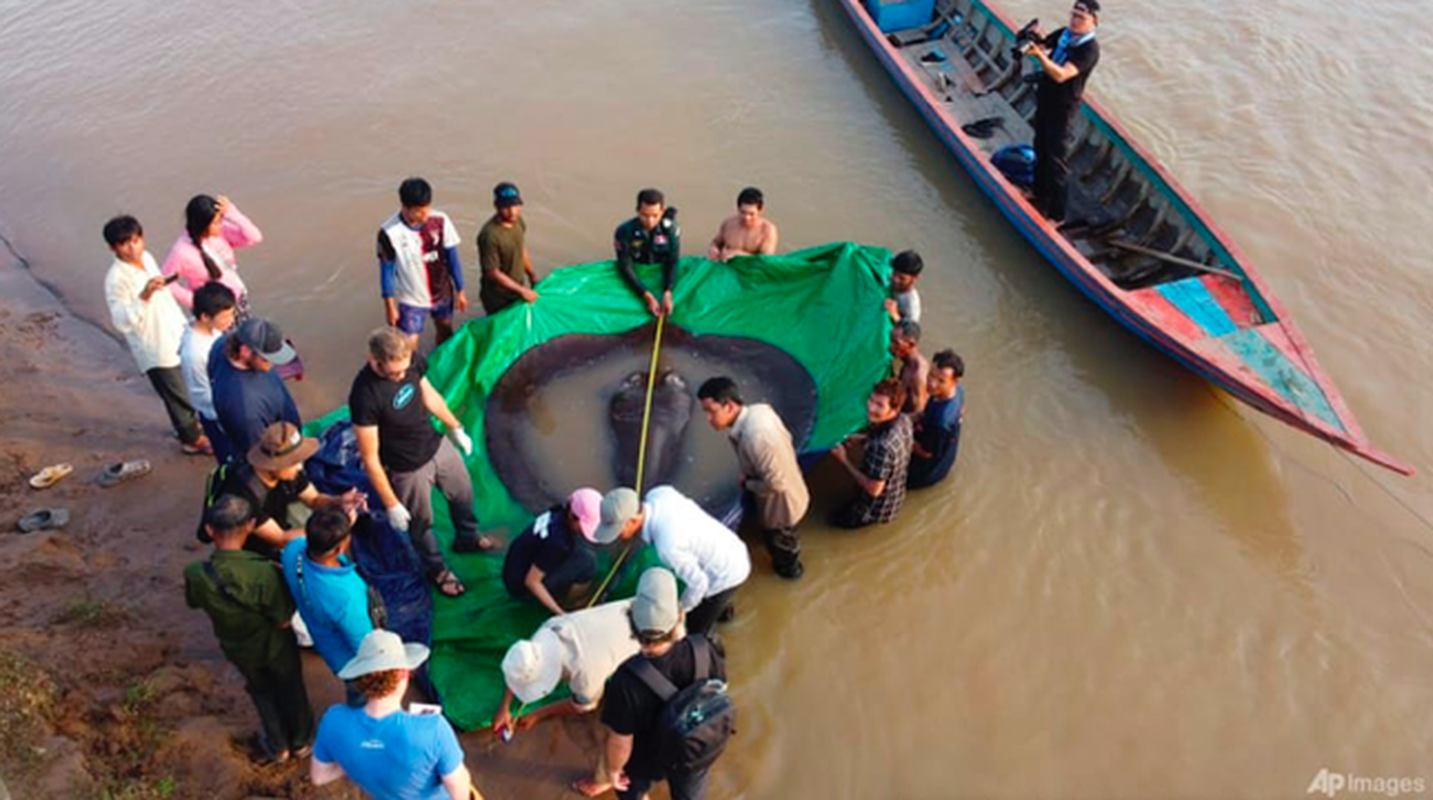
[1012,18,1044,84]
[1012,18,1041,55]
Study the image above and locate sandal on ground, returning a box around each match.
[97,460,151,488]
[451,534,501,554]
[181,436,213,456]
[434,570,466,598]
[28,463,73,490]
[251,733,289,766]
[17,508,69,533]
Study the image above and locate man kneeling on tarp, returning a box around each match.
[501,488,603,615]
[494,597,645,796]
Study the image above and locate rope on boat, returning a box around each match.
[1201,382,1433,540]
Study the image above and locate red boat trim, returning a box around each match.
[834,0,1412,475]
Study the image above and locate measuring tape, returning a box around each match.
[502,314,668,740]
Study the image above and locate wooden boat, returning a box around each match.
[835,0,1413,475]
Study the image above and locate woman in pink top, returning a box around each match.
[162,194,263,316]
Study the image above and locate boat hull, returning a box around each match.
[834,0,1411,475]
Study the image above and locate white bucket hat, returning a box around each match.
[501,627,564,705]
[338,629,430,680]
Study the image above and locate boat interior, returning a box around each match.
[879,0,1265,321]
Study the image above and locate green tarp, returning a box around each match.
[312,242,894,730]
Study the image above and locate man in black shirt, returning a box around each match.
[500,488,602,615]
[614,188,680,317]
[209,421,363,561]
[594,568,725,800]
[1026,0,1101,222]
[350,327,494,598]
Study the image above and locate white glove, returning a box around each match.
[386,503,412,532]
[449,426,473,457]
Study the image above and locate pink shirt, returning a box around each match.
[161,204,263,309]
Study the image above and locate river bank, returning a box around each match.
[0,249,605,799]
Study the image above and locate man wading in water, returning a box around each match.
[705,187,778,262]
[614,188,681,317]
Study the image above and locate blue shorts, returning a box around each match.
[396,299,455,335]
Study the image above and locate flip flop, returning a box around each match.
[451,534,501,554]
[97,460,151,488]
[434,569,466,598]
[181,437,213,457]
[17,508,68,533]
[28,463,73,490]
[961,116,1006,139]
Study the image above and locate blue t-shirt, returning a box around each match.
[908,384,964,489]
[208,335,301,458]
[313,705,464,800]
[281,538,372,675]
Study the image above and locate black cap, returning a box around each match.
[493,182,523,208]
[235,318,296,365]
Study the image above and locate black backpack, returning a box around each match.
[194,462,265,544]
[625,636,736,773]
[195,461,236,544]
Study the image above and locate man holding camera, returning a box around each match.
[1024,0,1101,223]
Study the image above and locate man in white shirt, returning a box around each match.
[493,599,641,735]
[102,215,208,455]
[592,486,751,637]
[179,282,238,463]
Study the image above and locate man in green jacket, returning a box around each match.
[185,494,315,763]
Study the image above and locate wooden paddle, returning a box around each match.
[1106,239,1243,282]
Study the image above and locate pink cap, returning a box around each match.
[568,488,603,544]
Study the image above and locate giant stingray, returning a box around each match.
[484,322,817,519]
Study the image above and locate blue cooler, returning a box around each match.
[865,0,936,33]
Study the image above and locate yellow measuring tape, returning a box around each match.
[502,315,667,739]
[587,313,666,608]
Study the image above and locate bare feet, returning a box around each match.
[572,778,611,798]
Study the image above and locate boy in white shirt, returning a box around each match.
[102,215,209,455]
[885,249,924,324]
[179,282,238,462]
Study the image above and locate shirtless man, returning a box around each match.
[890,321,930,416]
[706,187,779,262]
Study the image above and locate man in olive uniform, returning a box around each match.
[477,181,539,316]
[613,188,680,317]
[185,494,315,763]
